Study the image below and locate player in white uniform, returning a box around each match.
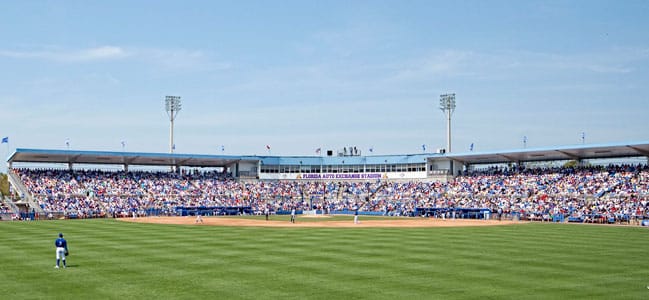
[353,205,359,224]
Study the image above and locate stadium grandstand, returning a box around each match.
[3,141,649,226]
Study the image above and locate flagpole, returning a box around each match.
[1,137,8,173]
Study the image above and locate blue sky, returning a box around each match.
[1,0,648,159]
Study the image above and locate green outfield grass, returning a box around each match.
[1,219,648,299]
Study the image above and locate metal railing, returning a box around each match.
[7,171,44,214]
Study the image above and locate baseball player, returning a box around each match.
[264,205,270,221]
[290,207,296,223]
[353,204,360,224]
[54,233,68,269]
[195,213,203,223]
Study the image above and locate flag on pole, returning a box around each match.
[422,144,426,152]
[470,143,474,152]
[172,144,176,150]
[369,147,374,153]
[315,148,321,155]
[221,145,225,152]
[121,141,126,147]
[65,138,70,148]
[266,145,271,150]
[1,137,7,144]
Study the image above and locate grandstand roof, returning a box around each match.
[6,141,649,168]
[7,149,249,167]
[444,141,649,165]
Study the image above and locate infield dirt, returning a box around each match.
[121,216,519,228]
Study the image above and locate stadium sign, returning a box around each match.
[299,173,383,179]
[258,172,428,180]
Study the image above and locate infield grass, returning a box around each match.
[1,218,648,299]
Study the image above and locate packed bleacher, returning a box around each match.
[0,202,11,214]
[10,164,649,224]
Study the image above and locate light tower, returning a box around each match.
[165,96,182,153]
[439,93,456,153]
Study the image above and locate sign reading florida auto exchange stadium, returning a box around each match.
[258,171,428,180]
[299,173,384,179]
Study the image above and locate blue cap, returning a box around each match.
[59,233,63,237]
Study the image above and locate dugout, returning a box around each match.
[415,207,491,219]
[175,206,253,216]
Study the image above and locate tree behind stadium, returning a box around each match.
[0,173,9,196]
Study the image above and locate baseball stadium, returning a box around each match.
[1,132,649,298]
[2,2,649,299]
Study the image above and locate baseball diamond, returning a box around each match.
[1,218,649,299]
[2,145,649,300]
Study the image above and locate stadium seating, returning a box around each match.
[10,164,649,223]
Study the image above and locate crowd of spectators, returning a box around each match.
[11,163,649,223]
[0,202,11,214]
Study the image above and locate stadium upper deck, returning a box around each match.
[6,141,649,180]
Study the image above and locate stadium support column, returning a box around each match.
[440,93,456,175]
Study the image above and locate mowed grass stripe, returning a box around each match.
[1,220,648,299]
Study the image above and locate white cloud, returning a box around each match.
[0,45,233,71]
[135,48,230,71]
[501,48,648,74]
[73,46,127,61]
[0,46,128,62]
[383,47,649,86]
[389,50,476,81]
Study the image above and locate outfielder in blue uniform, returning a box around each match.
[55,233,68,269]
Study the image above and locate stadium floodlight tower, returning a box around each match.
[439,93,456,153]
[165,96,182,154]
